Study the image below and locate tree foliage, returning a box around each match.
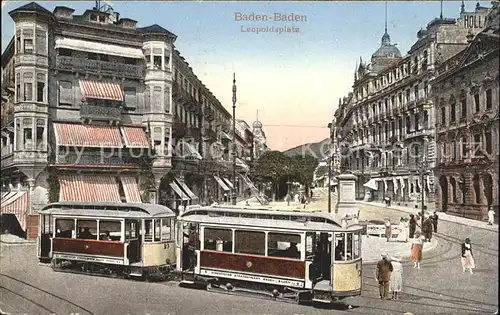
[290,154,319,186]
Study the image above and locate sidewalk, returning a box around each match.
[0,233,36,245]
[362,235,437,263]
[357,201,499,232]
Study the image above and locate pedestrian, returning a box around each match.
[389,256,403,300]
[409,214,417,239]
[461,238,475,274]
[422,216,433,242]
[488,206,495,225]
[385,218,392,242]
[376,253,393,299]
[285,193,291,206]
[432,211,439,232]
[397,217,409,242]
[411,231,424,269]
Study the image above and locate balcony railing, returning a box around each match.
[57,152,137,165]
[172,81,201,113]
[55,55,144,78]
[80,104,121,121]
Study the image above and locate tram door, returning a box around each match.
[125,220,141,263]
[182,223,199,272]
[311,232,332,281]
[38,214,52,259]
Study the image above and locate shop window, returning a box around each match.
[24,83,33,101]
[267,233,301,259]
[124,58,136,65]
[234,230,265,255]
[99,220,121,241]
[204,228,233,252]
[88,53,98,60]
[55,219,75,238]
[58,48,72,57]
[76,220,98,240]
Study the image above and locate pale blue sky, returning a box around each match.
[1,1,491,150]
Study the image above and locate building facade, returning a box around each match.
[251,114,269,160]
[333,3,491,210]
[0,2,255,237]
[433,3,499,220]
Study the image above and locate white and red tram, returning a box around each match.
[176,205,363,304]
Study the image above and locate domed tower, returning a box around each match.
[252,110,267,159]
[371,3,402,72]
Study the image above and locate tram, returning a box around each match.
[37,202,177,280]
[176,205,363,304]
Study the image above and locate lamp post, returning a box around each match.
[232,73,237,205]
[328,152,332,213]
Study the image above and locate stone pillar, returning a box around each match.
[335,173,359,217]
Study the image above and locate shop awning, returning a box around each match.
[220,131,232,140]
[222,178,234,189]
[214,175,230,191]
[120,176,141,203]
[363,179,378,190]
[0,191,28,230]
[169,181,190,201]
[235,157,249,170]
[121,126,150,148]
[55,37,144,59]
[54,123,123,148]
[79,80,124,101]
[59,175,121,202]
[175,179,199,201]
[185,143,202,160]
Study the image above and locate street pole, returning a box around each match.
[328,154,332,213]
[420,161,425,228]
[232,73,237,205]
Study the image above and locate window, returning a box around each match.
[16,83,21,102]
[204,228,232,252]
[88,53,98,60]
[450,100,456,122]
[125,220,138,240]
[24,83,33,101]
[77,220,98,240]
[406,89,411,103]
[124,87,137,108]
[161,218,173,241]
[474,93,480,112]
[99,220,121,241]
[144,219,153,242]
[154,219,161,242]
[414,113,419,131]
[305,232,316,261]
[414,85,419,100]
[267,233,301,259]
[486,89,492,109]
[145,54,151,65]
[90,14,97,21]
[406,116,411,134]
[58,48,72,57]
[451,177,458,203]
[37,81,44,102]
[153,56,162,69]
[153,86,162,110]
[473,175,481,204]
[234,230,265,255]
[99,15,105,23]
[124,58,136,65]
[451,141,456,160]
[16,36,21,53]
[353,232,360,259]
[485,131,492,154]
[472,134,481,157]
[24,39,33,53]
[441,107,446,125]
[59,81,73,106]
[24,127,32,150]
[462,136,468,158]
[334,233,346,261]
[36,31,46,55]
[36,119,45,150]
[55,219,75,238]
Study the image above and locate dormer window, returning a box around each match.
[99,15,105,23]
[90,14,97,21]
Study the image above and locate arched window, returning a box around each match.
[450,177,458,203]
[449,95,456,122]
[473,174,481,204]
[483,173,493,206]
[459,175,466,204]
[460,90,467,119]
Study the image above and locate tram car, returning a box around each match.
[176,205,363,304]
[37,202,176,281]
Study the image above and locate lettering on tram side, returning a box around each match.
[53,253,124,265]
[200,269,304,287]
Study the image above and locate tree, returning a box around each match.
[290,154,319,195]
[252,150,294,200]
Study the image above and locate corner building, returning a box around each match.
[334,3,491,210]
[0,2,255,238]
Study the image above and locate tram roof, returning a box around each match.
[39,202,175,218]
[179,205,362,232]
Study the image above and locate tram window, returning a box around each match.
[346,233,353,260]
[76,220,97,240]
[144,220,153,242]
[99,221,121,241]
[305,232,316,261]
[334,233,346,261]
[353,232,361,260]
[204,228,232,252]
[267,233,301,259]
[161,218,172,241]
[154,219,161,242]
[234,230,265,255]
[125,220,138,240]
[55,219,74,238]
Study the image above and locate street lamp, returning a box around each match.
[232,73,237,205]
[328,152,332,213]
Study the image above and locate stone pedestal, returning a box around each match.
[335,173,359,218]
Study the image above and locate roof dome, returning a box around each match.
[252,120,262,129]
[372,31,402,58]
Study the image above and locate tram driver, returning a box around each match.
[183,224,199,270]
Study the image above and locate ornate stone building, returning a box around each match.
[433,2,499,220]
[251,111,269,160]
[333,3,491,209]
[0,2,255,237]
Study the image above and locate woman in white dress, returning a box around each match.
[461,238,475,274]
[396,218,409,242]
[390,256,403,300]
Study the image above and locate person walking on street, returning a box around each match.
[411,231,424,269]
[431,211,439,233]
[376,253,393,299]
[422,216,433,242]
[488,207,495,225]
[384,219,392,242]
[389,256,403,300]
[409,214,417,239]
[461,238,475,274]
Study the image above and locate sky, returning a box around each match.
[1,1,491,151]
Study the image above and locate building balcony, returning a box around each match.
[172,119,187,138]
[56,151,137,166]
[172,81,201,114]
[13,150,48,164]
[55,55,144,79]
[80,104,121,122]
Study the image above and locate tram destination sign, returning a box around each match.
[200,269,304,287]
[53,253,125,265]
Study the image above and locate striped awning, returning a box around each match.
[169,181,190,201]
[0,191,28,230]
[121,126,150,148]
[120,176,141,203]
[79,80,124,101]
[214,175,230,191]
[222,178,234,189]
[59,175,121,203]
[236,157,249,170]
[55,37,144,59]
[54,123,123,148]
[175,179,199,201]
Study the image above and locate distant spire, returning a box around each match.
[461,0,465,13]
[440,0,443,19]
[256,109,259,122]
[354,60,358,81]
[384,1,388,33]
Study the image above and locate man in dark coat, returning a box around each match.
[409,214,417,238]
[422,217,433,242]
[431,211,439,233]
[376,253,393,299]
